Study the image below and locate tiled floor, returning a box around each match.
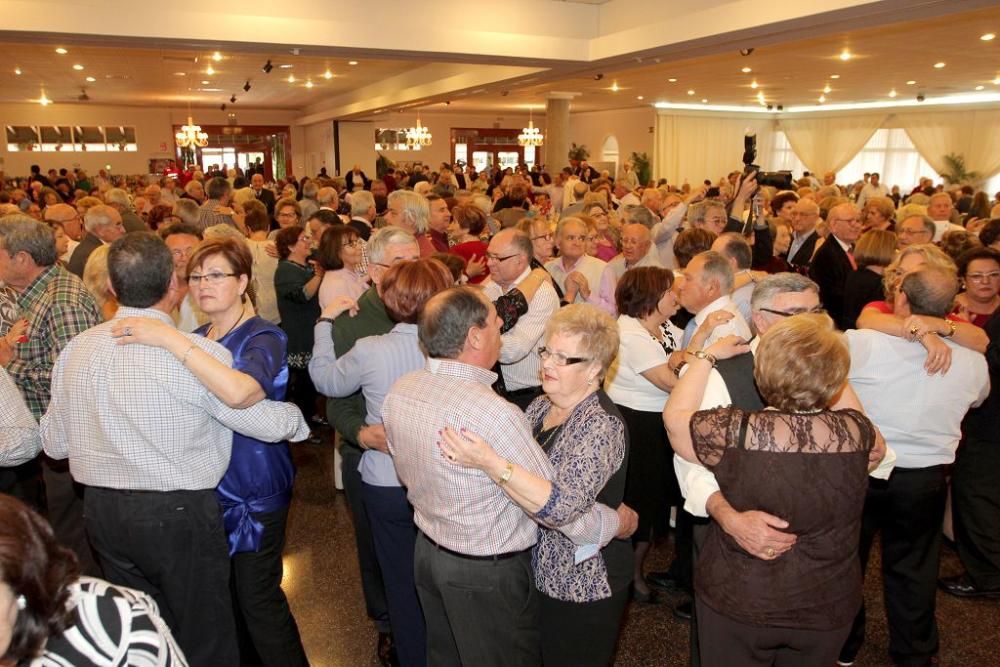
[283,440,1000,666]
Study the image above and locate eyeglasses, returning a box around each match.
[188,271,237,285]
[486,252,519,262]
[898,228,931,236]
[343,239,363,248]
[758,306,827,317]
[531,233,554,241]
[538,346,590,366]
[561,234,588,243]
[966,271,1000,283]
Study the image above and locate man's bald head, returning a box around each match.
[43,203,83,240]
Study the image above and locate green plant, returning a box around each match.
[940,153,980,185]
[630,151,651,186]
[568,143,590,162]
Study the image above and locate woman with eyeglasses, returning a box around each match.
[954,247,1000,327]
[587,203,620,262]
[268,197,302,239]
[317,225,369,307]
[439,304,639,666]
[110,238,309,666]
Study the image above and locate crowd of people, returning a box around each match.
[0,156,997,667]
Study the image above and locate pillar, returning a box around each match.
[545,93,574,171]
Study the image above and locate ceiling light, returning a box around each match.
[750,80,758,89]
[906,80,917,85]
[611,82,619,92]
[636,95,644,100]
[55,48,67,55]
[262,59,273,74]
[668,78,677,82]
[288,74,296,83]
[323,70,333,79]
[934,62,945,69]
[72,64,83,71]
[839,50,851,61]
[348,60,358,65]
[173,71,186,77]
[701,98,708,103]
[279,64,294,69]
[201,80,210,85]
[830,74,840,79]
[994,77,1000,85]
[212,51,222,61]
[741,67,752,73]
[14,67,21,75]
[823,84,832,94]
[206,65,215,75]
[976,85,985,90]
[819,95,826,103]
[305,80,314,89]
[85,76,96,82]
[889,89,897,98]
[243,80,251,92]
[687,89,695,95]
[981,33,995,41]
[39,93,52,106]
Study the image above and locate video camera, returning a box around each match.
[742,133,793,189]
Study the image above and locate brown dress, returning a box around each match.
[691,407,874,630]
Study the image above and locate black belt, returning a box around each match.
[422,533,530,562]
[504,386,542,398]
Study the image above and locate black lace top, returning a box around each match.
[691,406,874,630]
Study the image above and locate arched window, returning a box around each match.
[601,135,619,179]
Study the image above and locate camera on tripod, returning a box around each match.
[742,133,793,189]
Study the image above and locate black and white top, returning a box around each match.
[31,577,187,666]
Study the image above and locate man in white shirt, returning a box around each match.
[677,250,752,348]
[545,218,606,306]
[837,266,988,667]
[927,192,964,242]
[855,171,889,210]
[482,229,559,409]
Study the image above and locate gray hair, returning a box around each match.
[104,188,131,210]
[715,232,752,270]
[418,286,491,359]
[751,273,820,312]
[687,200,727,226]
[203,224,246,242]
[556,216,587,239]
[470,194,492,217]
[368,226,417,265]
[172,199,200,226]
[900,214,936,236]
[205,177,231,201]
[351,191,375,218]
[695,250,735,294]
[622,204,657,229]
[84,205,119,234]
[388,190,430,233]
[317,187,338,206]
[302,181,318,199]
[0,216,57,266]
[901,267,958,317]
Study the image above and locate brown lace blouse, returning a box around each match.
[691,406,874,630]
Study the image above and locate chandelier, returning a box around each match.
[175,115,209,149]
[518,109,544,147]
[406,116,432,147]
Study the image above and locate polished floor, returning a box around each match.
[284,439,1000,666]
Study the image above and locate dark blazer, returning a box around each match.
[809,236,854,330]
[121,210,147,233]
[67,233,103,278]
[842,268,886,331]
[788,230,820,269]
[252,188,276,217]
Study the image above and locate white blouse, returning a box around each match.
[605,314,680,412]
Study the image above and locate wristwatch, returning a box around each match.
[686,348,718,367]
[316,317,336,325]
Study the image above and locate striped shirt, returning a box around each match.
[383,358,619,556]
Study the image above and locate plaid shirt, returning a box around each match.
[5,265,101,419]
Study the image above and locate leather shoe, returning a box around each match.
[646,570,686,594]
[673,599,692,621]
[939,574,1000,598]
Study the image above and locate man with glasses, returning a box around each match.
[384,190,435,258]
[787,199,822,270]
[67,204,125,278]
[810,203,863,330]
[482,228,558,409]
[159,222,207,333]
[896,214,936,250]
[545,218,607,306]
[591,222,661,316]
[43,203,83,263]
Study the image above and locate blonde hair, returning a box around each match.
[882,243,956,301]
[544,304,619,377]
[853,229,897,269]
[754,313,849,411]
[82,245,116,318]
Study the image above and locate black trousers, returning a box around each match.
[84,486,239,667]
[43,457,101,576]
[539,587,629,666]
[338,442,391,633]
[231,506,308,667]
[952,438,1000,589]
[362,483,426,667]
[689,518,710,667]
[839,466,947,667]
[414,533,539,667]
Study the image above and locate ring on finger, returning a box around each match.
[765,547,776,558]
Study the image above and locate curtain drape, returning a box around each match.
[900,109,1000,182]
[654,112,775,185]
[778,114,886,175]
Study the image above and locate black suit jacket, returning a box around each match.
[808,236,853,329]
[253,188,276,217]
[788,230,820,268]
[67,233,103,278]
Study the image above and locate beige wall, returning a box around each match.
[568,107,656,177]
[299,121,334,179]
[335,121,375,179]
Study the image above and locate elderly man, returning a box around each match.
[838,267,988,667]
[0,216,102,573]
[317,186,339,213]
[927,192,964,241]
[348,190,376,241]
[144,183,163,208]
[896,214,936,249]
[483,228,559,409]
[198,176,236,229]
[43,203,83,263]
[250,173,276,216]
[561,181,589,218]
[809,202,863,330]
[299,180,320,222]
[591,222,662,315]
[159,222,206,333]
[42,232,310,667]
[687,200,729,236]
[382,286,632,666]
[677,250,752,348]
[182,179,206,205]
[384,190,434,257]
[545,217,607,306]
[787,198,822,269]
[67,204,125,277]
[711,233,760,322]
[104,188,146,233]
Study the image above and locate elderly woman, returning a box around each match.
[665,314,875,666]
[317,225,368,307]
[863,196,896,232]
[112,238,309,666]
[269,197,302,239]
[439,304,637,666]
[955,247,1000,327]
[311,258,453,667]
[447,202,490,284]
[0,495,185,665]
[842,229,897,330]
[587,203,619,262]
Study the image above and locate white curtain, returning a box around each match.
[777,114,886,175]
[654,112,775,184]
[900,109,1000,181]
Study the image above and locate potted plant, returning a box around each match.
[568,143,589,167]
[940,153,980,186]
[630,151,651,186]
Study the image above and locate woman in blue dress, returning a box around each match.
[112,237,308,667]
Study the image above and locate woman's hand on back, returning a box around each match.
[111,317,187,352]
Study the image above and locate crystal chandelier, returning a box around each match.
[518,109,544,147]
[406,116,432,147]
[175,115,209,149]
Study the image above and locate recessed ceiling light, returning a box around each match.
[39,93,52,106]
[906,80,917,85]
[687,89,695,95]
[85,76,96,82]
[212,51,222,61]
[206,65,215,75]
[823,84,832,94]
[830,74,840,79]
[976,85,985,90]
[668,78,677,83]
[611,82,619,92]
[636,95,644,100]
[889,89,897,98]
[305,80,314,89]
[201,80,209,84]
[14,67,21,75]
[173,71,186,77]
[750,80,758,89]
[288,74,296,83]
[279,64,293,69]
[981,33,996,41]
[839,50,851,61]
[55,48,67,55]
[934,62,946,69]
[819,95,826,103]
[348,60,358,66]
[741,67,752,73]
[701,98,708,103]
[994,77,1000,85]
[323,70,333,79]
[72,64,84,71]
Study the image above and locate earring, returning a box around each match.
[16,594,26,610]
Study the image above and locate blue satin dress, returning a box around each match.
[197,316,295,555]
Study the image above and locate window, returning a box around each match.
[4,125,137,152]
[770,131,807,175]
[375,128,419,151]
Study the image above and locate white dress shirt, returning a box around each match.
[693,294,752,345]
[545,255,607,305]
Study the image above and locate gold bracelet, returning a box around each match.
[497,460,514,486]
[180,344,196,366]
[940,320,957,338]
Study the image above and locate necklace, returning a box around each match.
[537,423,564,452]
[208,305,248,341]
